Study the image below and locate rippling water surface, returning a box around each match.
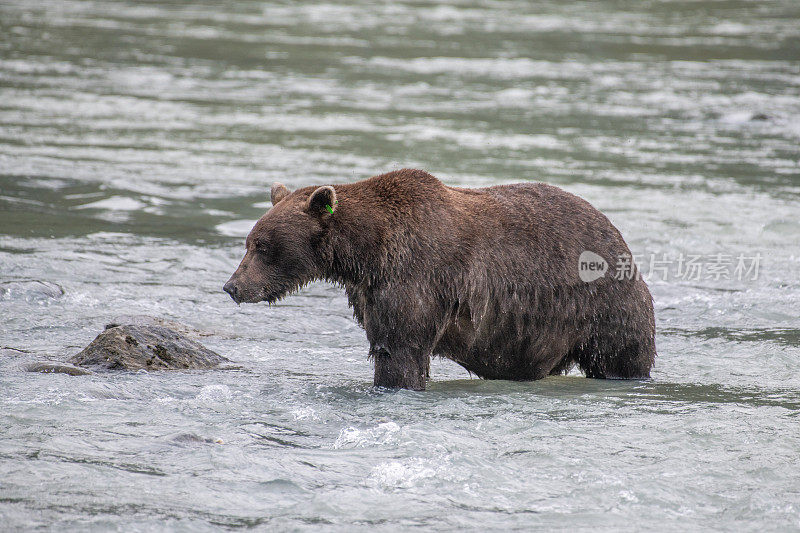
[2,0,800,530]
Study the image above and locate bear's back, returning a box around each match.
[440,181,631,286]
[344,170,634,287]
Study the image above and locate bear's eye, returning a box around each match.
[255,240,282,261]
[254,240,270,253]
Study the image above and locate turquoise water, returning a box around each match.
[1,0,799,530]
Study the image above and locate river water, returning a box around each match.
[1,0,799,530]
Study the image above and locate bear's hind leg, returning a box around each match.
[575,336,654,380]
[371,346,429,390]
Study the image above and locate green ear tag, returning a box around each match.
[325,204,334,214]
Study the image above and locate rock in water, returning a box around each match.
[104,315,210,337]
[69,324,229,371]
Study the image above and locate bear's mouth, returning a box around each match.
[226,276,309,306]
[259,280,308,305]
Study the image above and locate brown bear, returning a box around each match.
[224,169,656,390]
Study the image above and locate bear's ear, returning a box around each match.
[270,182,290,205]
[306,185,337,218]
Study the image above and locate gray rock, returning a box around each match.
[26,361,94,376]
[104,315,210,337]
[69,324,229,371]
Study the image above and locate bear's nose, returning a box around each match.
[223,280,239,303]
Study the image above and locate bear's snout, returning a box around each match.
[223,279,240,303]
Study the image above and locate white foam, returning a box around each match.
[194,384,232,403]
[216,220,256,237]
[333,421,401,449]
[369,458,440,489]
[720,111,757,124]
[75,196,145,211]
[291,407,320,421]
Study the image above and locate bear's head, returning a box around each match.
[223,182,336,304]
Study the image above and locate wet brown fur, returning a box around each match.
[224,169,656,390]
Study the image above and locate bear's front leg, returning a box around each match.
[371,346,429,391]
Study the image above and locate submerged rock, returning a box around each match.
[69,324,229,371]
[171,433,225,445]
[0,280,64,302]
[26,361,94,376]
